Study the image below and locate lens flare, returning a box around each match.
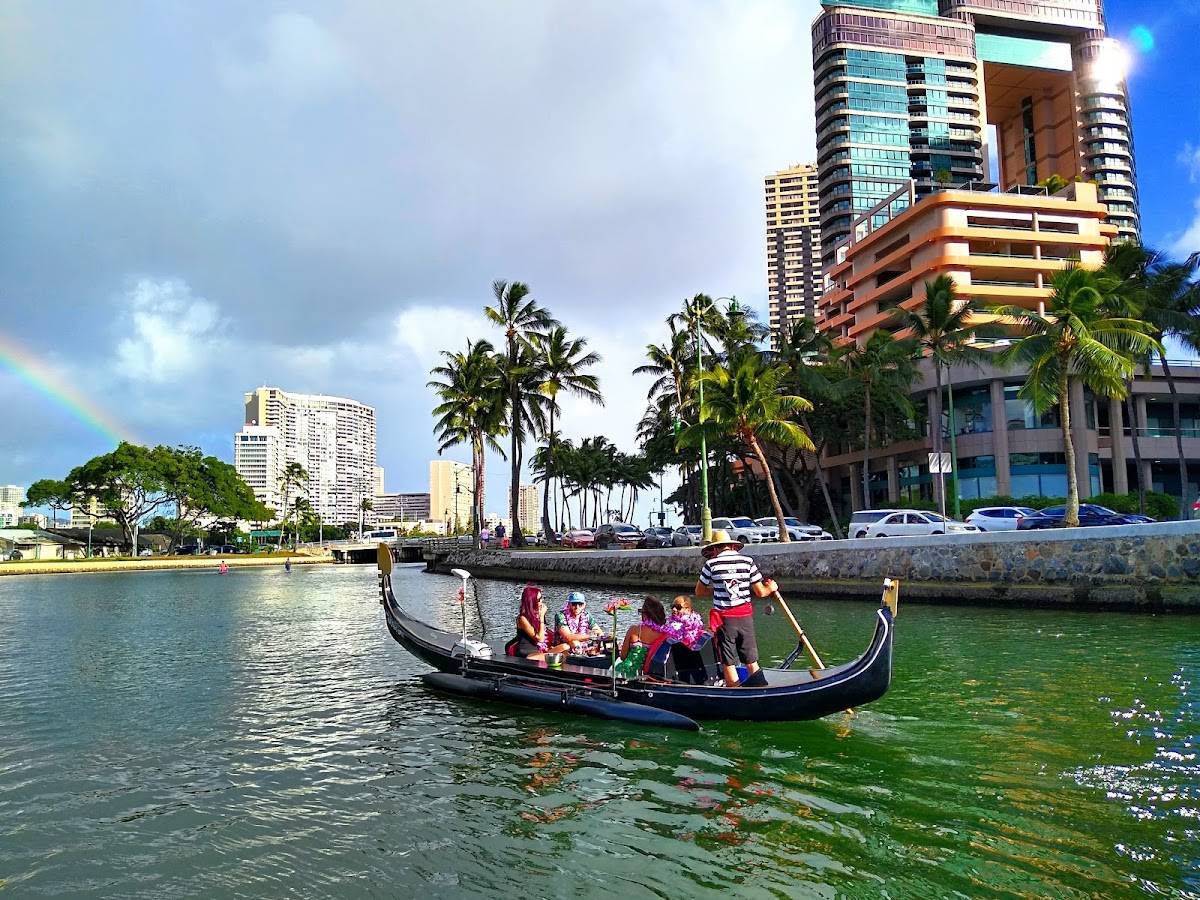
[1129,25,1154,54]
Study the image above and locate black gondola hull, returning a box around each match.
[380,574,893,723]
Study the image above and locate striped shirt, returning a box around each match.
[699,549,763,611]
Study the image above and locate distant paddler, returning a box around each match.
[694,529,777,687]
[284,557,292,573]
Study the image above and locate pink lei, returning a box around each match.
[642,612,706,650]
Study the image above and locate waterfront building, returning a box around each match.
[374,467,385,495]
[374,492,431,523]
[766,163,824,337]
[816,181,1200,509]
[513,484,540,534]
[0,485,24,527]
[811,0,1139,269]
[233,425,286,514]
[429,460,474,532]
[18,513,48,529]
[0,528,85,560]
[240,386,378,525]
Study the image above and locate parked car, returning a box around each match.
[965,506,1040,532]
[673,525,702,547]
[637,526,676,549]
[7,550,22,561]
[711,516,775,544]
[561,529,595,548]
[848,509,902,539]
[1017,504,1147,530]
[755,516,832,541]
[175,545,199,555]
[863,510,980,538]
[593,522,643,550]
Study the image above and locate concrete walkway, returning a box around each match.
[0,554,332,577]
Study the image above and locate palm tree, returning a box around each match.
[358,498,373,538]
[530,326,602,543]
[998,266,1161,526]
[679,353,814,541]
[277,462,308,549]
[894,274,998,517]
[485,280,559,547]
[428,339,508,549]
[836,332,919,511]
[1102,243,1200,517]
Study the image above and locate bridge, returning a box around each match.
[299,537,465,565]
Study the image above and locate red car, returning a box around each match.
[561,529,595,548]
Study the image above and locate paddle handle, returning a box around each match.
[772,589,826,670]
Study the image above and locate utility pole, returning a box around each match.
[694,299,713,542]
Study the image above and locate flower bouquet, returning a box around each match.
[604,598,631,677]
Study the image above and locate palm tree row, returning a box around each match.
[635,242,1198,533]
[533,436,656,530]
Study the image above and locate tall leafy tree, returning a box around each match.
[485,280,558,547]
[428,339,508,549]
[894,275,997,516]
[65,442,175,553]
[836,332,919,511]
[678,353,814,541]
[997,266,1161,526]
[529,326,602,542]
[23,479,77,527]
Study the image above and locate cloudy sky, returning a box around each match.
[2,0,1197,519]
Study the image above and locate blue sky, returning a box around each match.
[1,0,1198,521]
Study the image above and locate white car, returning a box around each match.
[848,509,903,539]
[863,510,980,538]
[755,516,833,541]
[673,525,702,546]
[711,516,776,543]
[965,506,1040,532]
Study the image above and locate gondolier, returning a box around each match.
[695,529,777,687]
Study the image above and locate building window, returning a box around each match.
[944,385,992,436]
[1004,385,1058,430]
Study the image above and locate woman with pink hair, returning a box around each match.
[514,585,568,660]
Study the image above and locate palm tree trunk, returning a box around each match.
[509,338,524,547]
[749,433,790,543]
[1124,384,1146,514]
[1160,353,1191,519]
[472,434,484,550]
[1061,373,1080,527]
[801,412,843,538]
[933,362,946,518]
[861,386,873,510]
[541,407,556,543]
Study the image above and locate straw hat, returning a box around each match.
[701,528,743,555]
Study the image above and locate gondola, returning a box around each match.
[376,546,895,730]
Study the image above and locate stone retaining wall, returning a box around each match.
[428,522,1200,609]
[0,554,331,578]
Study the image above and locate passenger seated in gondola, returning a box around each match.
[668,596,706,648]
[619,596,669,661]
[555,591,602,652]
[514,585,569,660]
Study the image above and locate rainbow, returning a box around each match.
[0,330,139,447]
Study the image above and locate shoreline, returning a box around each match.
[0,555,333,577]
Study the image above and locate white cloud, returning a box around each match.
[1171,145,1200,257]
[392,305,494,372]
[218,12,352,100]
[1180,143,1200,183]
[115,278,223,383]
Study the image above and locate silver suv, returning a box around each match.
[711,516,777,543]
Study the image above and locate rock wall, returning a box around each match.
[427,522,1200,609]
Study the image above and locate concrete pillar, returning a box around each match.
[1135,395,1148,430]
[1069,379,1092,498]
[990,379,1011,496]
[886,455,900,503]
[1140,458,1153,495]
[1109,397,1128,494]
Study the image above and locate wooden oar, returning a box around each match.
[771,589,825,671]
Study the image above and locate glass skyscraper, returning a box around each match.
[812,0,1138,266]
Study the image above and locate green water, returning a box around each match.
[0,564,1195,897]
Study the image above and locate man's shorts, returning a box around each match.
[717,614,758,665]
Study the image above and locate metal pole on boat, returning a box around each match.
[451,568,471,644]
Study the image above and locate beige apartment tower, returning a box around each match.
[429,460,474,531]
[766,163,824,338]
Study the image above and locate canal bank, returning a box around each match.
[0,553,332,577]
[427,521,1200,610]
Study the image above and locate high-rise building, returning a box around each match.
[373,492,431,523]
[0,485,24,527]
[811,0,1138,267]
[429,460,474,530]
[233,424,286,514]
[239,387,378,524]
[766,163,824,336]
[69,496,116,528]
[374,467,385,495]
[514,484,540,534]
